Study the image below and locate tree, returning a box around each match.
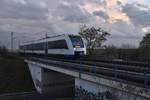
[139,32,150,48]
[79,25,110,54]
[0,45,8,57]
[139,32,150,61]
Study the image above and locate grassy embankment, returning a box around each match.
[0,54,34,94]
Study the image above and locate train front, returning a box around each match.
[69,35,86,56]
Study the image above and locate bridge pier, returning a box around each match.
[28,63,74,98]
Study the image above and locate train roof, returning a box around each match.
[20,34,80,46]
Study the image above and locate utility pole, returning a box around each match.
[45,33,48,38]
[45,33,48,56]
[11,32,13,51]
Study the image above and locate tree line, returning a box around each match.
[0,45,8,57]
[79,25,150,62]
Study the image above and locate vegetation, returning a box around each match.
[0,50,34,93]
[80,28,150,62]
[0,45,8,57]
[79,25,110,54]
[85,48,150,62]
[139,32,150,48]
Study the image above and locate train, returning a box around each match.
[19,34,87,57]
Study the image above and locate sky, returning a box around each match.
[0,0,150,48]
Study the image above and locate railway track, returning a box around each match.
[27,55,150,74]
[0,91,36,97]
[27,57,150,88]
[80,58,150,67]
[24,54,150,67]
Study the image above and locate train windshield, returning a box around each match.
[69,35,84,48]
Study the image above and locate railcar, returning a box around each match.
[19,34,86,57]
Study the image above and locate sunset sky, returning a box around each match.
[0,0,150,48]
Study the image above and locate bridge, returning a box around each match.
[25,57,150,100]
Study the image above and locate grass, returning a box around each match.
[0,55,34,94]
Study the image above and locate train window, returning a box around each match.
[69,36,84,48]
[21,42,46,50]
[32,42,45,50]
[20,40,68,50]
[20,45,26,50]
[48,40,68,49]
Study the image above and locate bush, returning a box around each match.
[0,46,8,57]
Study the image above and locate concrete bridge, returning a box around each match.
[25,58,150,100]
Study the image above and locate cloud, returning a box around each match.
[0,0,48,20]
[122,3,150,27]
[80,1,104,14]
[80,0,129,23]
[104,0,129,23]
[52,1,91,23]
[93,11,109,19]
[97,19,143,47]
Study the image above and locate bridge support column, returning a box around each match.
[27,63,74,98]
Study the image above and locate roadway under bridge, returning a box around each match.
[25,57,150,100]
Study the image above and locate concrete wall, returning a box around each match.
[75,78,149,100]
[28,63,42,94]
[27,63,74,98]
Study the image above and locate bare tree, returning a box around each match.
[79,25,110,54]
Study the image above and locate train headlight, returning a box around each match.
[75,45,80,48]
